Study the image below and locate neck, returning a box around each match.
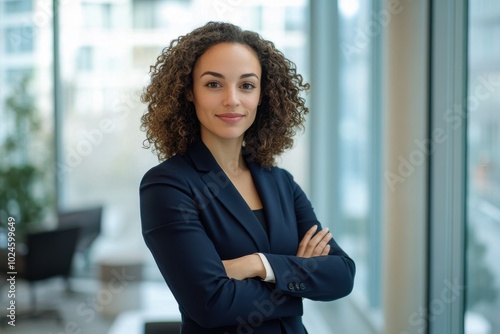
[201,134,245,175]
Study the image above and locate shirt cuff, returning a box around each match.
[256,253,276,283]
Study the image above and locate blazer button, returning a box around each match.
[294,282,300,291]
[299,283,306,291]
[288,282,295,291]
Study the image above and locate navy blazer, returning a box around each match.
[140,140,355,334]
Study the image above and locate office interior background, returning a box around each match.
[0,0,499,333]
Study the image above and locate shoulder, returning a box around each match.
[251,163,293,180]
[249,162,296,188]
[140,154,194,189]
[268,165,294,181]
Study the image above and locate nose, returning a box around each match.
[222,87,240,107]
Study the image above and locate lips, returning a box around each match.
[216,113,244,123]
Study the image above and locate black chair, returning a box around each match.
[58,206,102,274]
[58,206,102,253]
[17,227,80,322]
[144,321,182,334]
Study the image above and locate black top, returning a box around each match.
[252,209,268,234]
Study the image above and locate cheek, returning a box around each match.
[193,95,215,114]
[243,94,261,109]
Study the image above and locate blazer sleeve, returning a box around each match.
[140,164,302,329]
[261,170,356,301]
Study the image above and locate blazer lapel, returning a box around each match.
[247,162,287,254]
[187,140,270,252]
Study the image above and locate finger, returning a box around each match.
[312,232,333,256]
[310,227,329,244]
[297,225,317,257]
[308,229,331,256]
[297,225,318,257]
[303,228,328,257]
[303,227,330,257]
[321,244,331,256]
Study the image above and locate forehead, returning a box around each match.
[193,42,261,76]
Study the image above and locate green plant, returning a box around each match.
[0,74,54,241]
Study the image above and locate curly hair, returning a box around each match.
[141,21,310,167]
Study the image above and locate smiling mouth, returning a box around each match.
[216,113,244,123]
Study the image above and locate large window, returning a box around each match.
[6,1,464,333]
[465,1,500,332]
[57,0,309,278]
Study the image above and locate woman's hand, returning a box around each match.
[296,225,332,258]
[222,254,266,280]
[223,226,332,279]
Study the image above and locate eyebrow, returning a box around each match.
[200,71,259,80]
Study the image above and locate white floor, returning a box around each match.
[108,282,180,334]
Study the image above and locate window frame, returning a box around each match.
[428,0,468,333]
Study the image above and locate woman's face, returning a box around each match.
[190,42,262,144]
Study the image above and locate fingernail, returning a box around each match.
[324,227,329,232]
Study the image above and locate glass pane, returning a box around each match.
[58,0,160,276]
[465,1,500,333]
[3,25,34,53]
[338,0,380,311]
[0,1,55,239]
[4,0,32,13]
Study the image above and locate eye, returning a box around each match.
[241,82,256,90]
[206,81,221,88]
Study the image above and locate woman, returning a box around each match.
[140,22,355,334]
